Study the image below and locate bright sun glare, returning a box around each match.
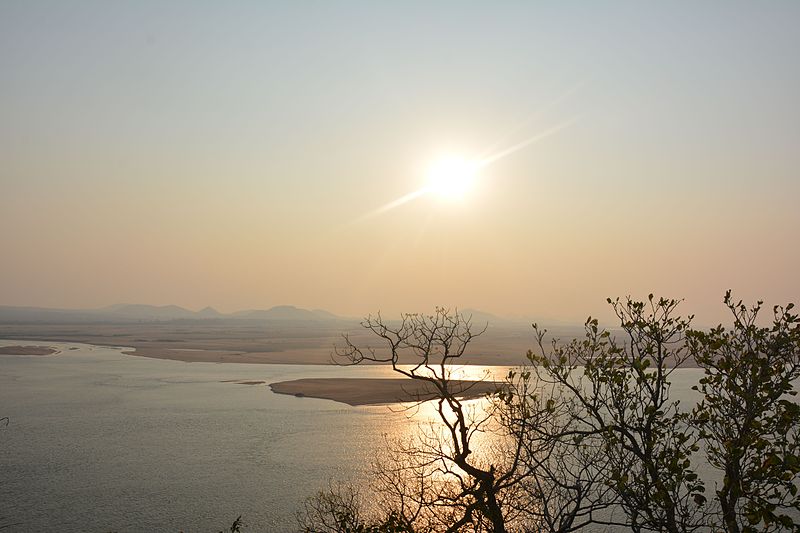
[425,156,479,201]
[358,120,576,222]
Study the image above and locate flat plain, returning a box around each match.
[0,320,556,366]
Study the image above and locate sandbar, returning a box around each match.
[269,378,504,406]
[0,345,58,356]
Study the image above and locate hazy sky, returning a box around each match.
[2,1,798,324]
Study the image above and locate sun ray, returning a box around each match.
[477,81,584,161]
[348,187,430,225]
[477,117,577,168]
[346,116,578,224]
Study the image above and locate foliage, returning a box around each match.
[687,291,800,532]
[527,295,706,532]
[306,294,800,533]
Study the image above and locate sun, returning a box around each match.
[425,156,479,201]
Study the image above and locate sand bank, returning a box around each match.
[0,322,538,365]
[0,345,58,356]
[269,378,504,406]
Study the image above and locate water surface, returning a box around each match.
[0,341,705,532]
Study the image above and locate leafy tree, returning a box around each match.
[688,291,800,532]
[527,296,706,533]
[307,294,800,533]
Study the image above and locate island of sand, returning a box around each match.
[269,378,504,406]
[0,345,58,356]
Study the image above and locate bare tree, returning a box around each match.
[334,308,523,532]
[496,371,619,532]
[297,482,413,533]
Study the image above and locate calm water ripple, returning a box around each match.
[0,341,704,532]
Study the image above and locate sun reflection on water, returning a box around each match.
[356,380,515,528]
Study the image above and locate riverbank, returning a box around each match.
[0,321,542,365]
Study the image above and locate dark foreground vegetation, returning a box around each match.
[297,292,800,533]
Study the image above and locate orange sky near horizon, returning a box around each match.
[1,2,798,326]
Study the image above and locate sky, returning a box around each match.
[1,1,798,325]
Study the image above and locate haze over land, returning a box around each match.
[0,303,551,366]
[0,303,349,323]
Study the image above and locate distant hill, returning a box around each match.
[455,308,534,327]
[311,308,340,320]
[458,308,505,326]
[103,304,197,320]
[233,305,336,321]
[0,304,343,324]
[196,306,223,318]
[0,304,573,328]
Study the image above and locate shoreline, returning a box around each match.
[0,335,699,368]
